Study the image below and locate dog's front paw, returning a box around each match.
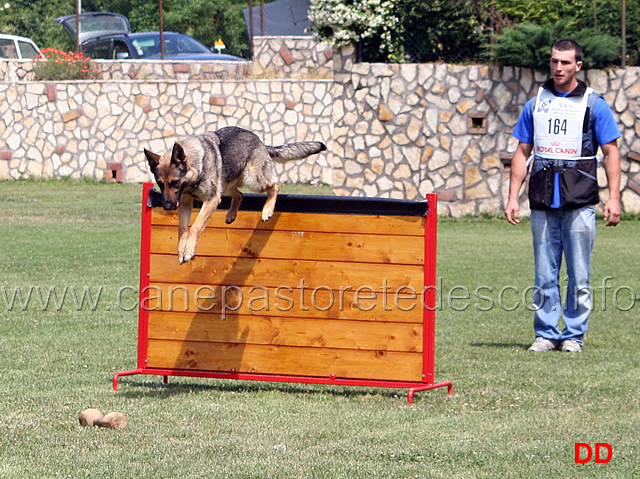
[179,248,196,264]
[179,237,198,264]
[179,251,195,264]
[178,236,196,264]
[225,211,237,224]
[178,251,192,264]
[261,208,274,222]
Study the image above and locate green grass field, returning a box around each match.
[0,179,638,478]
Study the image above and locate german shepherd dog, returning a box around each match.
[144,126,326,264]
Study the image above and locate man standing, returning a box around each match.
[505,39,621,353]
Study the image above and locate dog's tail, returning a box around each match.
[267,142,327,163]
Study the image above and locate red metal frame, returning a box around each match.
[136,182,153,370]
[113,185,452,403]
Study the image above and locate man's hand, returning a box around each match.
[505,199,520,225]
[601,141,621,227]
[603,199,621,227]
[505,142,532,226]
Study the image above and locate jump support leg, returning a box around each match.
[407,381,453,404]
[113,369,146,392]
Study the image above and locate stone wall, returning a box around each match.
[0,59,35,82]
[2,37,640,215]
[0,79,332,184]
[252,36,333,79]
[1,35,331,82]
[0,58,251,82]
[330,46,640,215]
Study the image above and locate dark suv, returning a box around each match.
[81,31,243,61]
[55,12,244,61]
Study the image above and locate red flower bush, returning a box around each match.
[33,48,100,81]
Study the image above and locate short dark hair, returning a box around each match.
[552,39,583,63]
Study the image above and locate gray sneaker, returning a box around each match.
[561,339,582,353]
[528,337,559,352]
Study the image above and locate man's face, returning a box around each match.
[550,48,583,92]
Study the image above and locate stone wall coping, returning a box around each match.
[254,35,315,40]
[0,78,334,85]
[91,59,249,64]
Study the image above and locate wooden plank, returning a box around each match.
[148,311,423,352]
[151,209,425,237]
[145,283,424,323]
[150,226,424,265]
[149,254,424,291]
[146,339,423,382]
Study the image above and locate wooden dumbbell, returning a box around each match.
[79,408,128,430]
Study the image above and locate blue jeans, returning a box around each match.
[530,206,596,344]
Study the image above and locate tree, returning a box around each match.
[2,0,637,66]
[307,0,403,62]
[492,0,590,25]
[491,0,637,66]
[163,0,250,58]
[486,21,620,71]
[398,0,488,63]
[308,0,490,63]
[0,0,250,58]
[0,0,74,51]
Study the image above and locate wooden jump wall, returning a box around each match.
[114,183,452,403]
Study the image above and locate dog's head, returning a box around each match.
[144,143,191,210]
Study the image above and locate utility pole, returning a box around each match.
[249,0,254,52]
[621,0,627,67]
[75,0,81,52]
[159,0,165,59]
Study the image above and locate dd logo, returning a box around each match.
[574,443,613,463]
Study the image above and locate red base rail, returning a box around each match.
[114,368,452,404]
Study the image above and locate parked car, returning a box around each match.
[0,33,40,59]
[81,32,244,61]
[55,12,244,61]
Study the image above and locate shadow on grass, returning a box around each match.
[470,342,530,350]
[117,377,416,401]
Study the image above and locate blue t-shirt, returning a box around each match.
[512,92,621,147]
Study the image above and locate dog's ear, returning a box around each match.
[171,143,187,166]
[144,149,160,170]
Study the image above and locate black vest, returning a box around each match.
[528,80,599,210]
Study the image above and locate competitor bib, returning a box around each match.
[528,85,599,209]
[533,86,594,160]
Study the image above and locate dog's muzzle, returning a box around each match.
[162,199,179,210]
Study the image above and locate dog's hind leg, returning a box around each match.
[225,186,243,224]
[180,196,221,264]
[260,184,280,221]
